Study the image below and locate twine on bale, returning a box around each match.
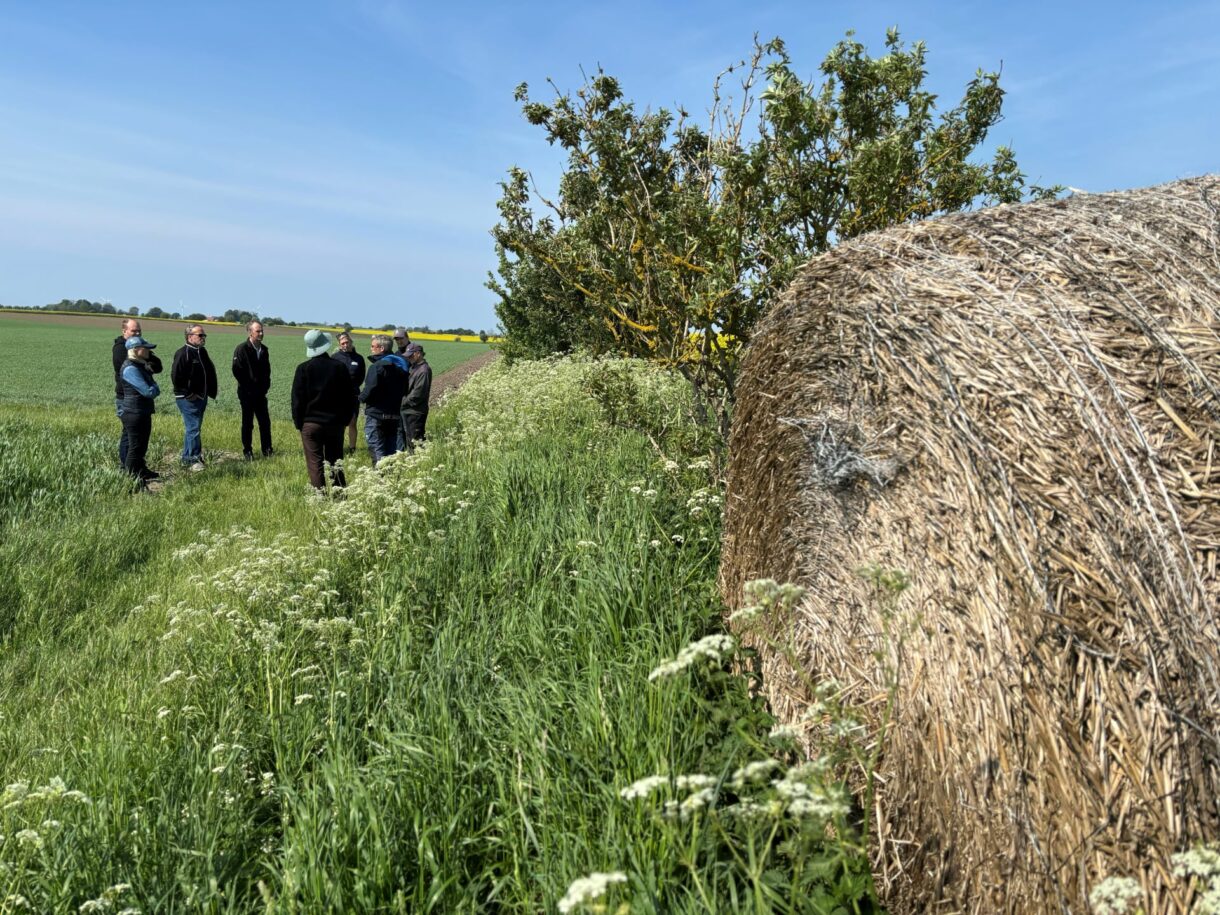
[720,176,1220,914]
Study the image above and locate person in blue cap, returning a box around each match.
[118,335,162,488]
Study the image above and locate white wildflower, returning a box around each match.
[1089,876,1143,915]
[674,775,716,791]
[15,828,42,849]
[728,604,763,623]
[670,534,684,544]
[159,670,185,685]
[557,871,628,913]
[769,723,801,741]
[730,759,782,787]
[620,775,668,800]
[294,693,315,705]
[648,634,735,681]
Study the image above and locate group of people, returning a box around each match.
[112,319,432,491]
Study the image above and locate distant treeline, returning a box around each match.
[2,300,492,340]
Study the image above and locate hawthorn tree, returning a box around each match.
[489,30,1055,426]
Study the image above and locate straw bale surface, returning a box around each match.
[720,176,1220,914]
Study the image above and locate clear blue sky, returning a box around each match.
[1,1,1216,330]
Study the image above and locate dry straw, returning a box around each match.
[721,176,1220,914]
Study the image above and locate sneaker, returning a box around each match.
[140,469,161,481]
[243,451,255,461]
[189,462,206,472]
[262,448,274,457]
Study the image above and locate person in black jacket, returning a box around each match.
[112,318,163,467]
[401,343,432,453]
[232,320,273,459]
[118,335,161,488]
[170,324,218,470]
[359,335,408,466]
[291,330,354,490]
[332,332,366,455]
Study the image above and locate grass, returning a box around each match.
[0,353,876,913]
[0,313,488,414]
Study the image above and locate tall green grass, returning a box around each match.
[0,357,875,913]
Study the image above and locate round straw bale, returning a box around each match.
[721,176,1220,914]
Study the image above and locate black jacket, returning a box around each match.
[291,355,354,429]
[171,345,218,400]
[403,359,432,415]
[359,353,408,417]
[112,336,162,398]
[332,349,366,394]
[231,340,271,395]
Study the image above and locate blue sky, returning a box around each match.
[1,1,1216,331]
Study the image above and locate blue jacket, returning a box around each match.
[359,353,408,417]
[120,359,160,415]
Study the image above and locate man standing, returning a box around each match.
[359,334,408,466]
[393,326,411,355]
[291,330,353,491]
[112,318,162,466]
[170,324,218,471]
[232,320,273,459]
[118,335,161,488]
[332,332,366,455]
[401,342,432,452]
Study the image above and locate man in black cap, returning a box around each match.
[112,318,162,466]
[118,335,162,488]
[232,320,273,459]
[401,342,432,452]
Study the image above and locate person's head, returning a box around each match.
[303,329,334,357]
[404,342,424,364]
[246,321,264,344]
[393,327,409,348]
[370,334,392,355]
[125,335,156,361]
[122,318,142,339]
[337,332,354,353]
[185,325,207,347]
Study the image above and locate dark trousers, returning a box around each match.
[121,412,152,480]
[239,391,273,454]
[402,411,427,452]
[300,422,345,489]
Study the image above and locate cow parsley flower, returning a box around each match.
[648,634,735,681]
[557,871,628,913]
[620,775,668,800]
[1088,877,1143,915]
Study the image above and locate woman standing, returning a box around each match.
[118,335,161,489]
[332,332,366,454]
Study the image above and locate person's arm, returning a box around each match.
[205,351,219,400]
[112,341,125,379]
[170,348,186,391]
[231,344,246,384]
[147,352,163,375]
[290,364,306,429]
[121,364,158,398]
[358,364,376,404]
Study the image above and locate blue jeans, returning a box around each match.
[364,412,400,466]
[176,397,207,464]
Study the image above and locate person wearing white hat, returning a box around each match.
[290,330,354,491]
